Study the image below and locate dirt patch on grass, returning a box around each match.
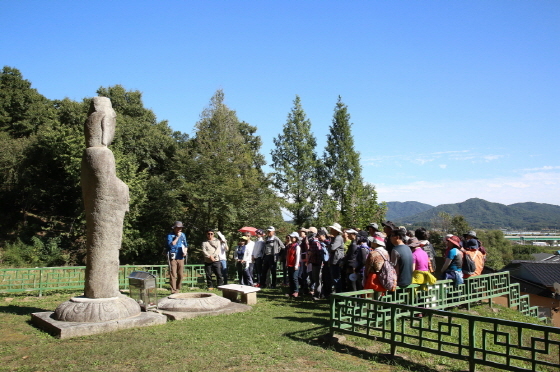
[0,331,30,342]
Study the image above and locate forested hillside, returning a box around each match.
[0,67,385,267]
[385,201,434,221]
[398,198,560,230]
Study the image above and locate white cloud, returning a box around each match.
[413,157,435,165]
[363,150,506,167]
[483,155,504,161]
[432,150,469,155]
[520,165,560,172]
[439,164,447,169]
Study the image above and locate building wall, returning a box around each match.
[494,293,560,327]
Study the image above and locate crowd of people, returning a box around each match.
[164,220,487,297]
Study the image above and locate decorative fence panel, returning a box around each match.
[0,265,206,295]
[330,293,560,372]
[376,272,541,318]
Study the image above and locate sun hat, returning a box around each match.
[366,222,379,231]
[267,226,275,231]
[308,227,318,234]
[171,221,184,229]
[464,230,477,238]
[346,229,358,234]
[328,222,343,233]
[298,227,308,232]
[289,232,299,238]
[407,237,421,248]
[381,221,397,230]
[373,232,386,247]
[216,231,226,242]
[447,235,462,248]
[241,236,250,241]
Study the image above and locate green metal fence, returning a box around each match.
[0,265,206,296]
[375,272,541,319]
[330,292,560,372]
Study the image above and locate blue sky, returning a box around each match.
[2,1,559,206]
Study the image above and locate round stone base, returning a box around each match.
[54,294,141,323]
[158,292,231,312]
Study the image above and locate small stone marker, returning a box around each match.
[218,284,261,305]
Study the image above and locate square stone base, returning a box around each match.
[31,311,168,339]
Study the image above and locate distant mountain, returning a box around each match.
[396,198,560,230]
[385,201,434,221]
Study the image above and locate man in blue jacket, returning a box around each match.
[167,221,188,293]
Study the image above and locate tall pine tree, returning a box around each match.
[177,89,283,249]
[320,96,385,228]
[271,96,318,226]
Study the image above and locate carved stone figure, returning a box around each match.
[54,97,140,322]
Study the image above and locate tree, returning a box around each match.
[271,95,318,226]
[449,215,471,237]
[316,97,385,228]
[475,230,513,270]
[176,90,283,252]
[431,211,453,233]
[0,66,56,138]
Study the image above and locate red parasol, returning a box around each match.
[238,226,258,236]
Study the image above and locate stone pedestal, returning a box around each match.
[54,294,141,322]
[31,311,167,339]
[157,292,252,320]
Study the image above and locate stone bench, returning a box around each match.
[217,284,261,305]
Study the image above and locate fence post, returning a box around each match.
[390,304,397,356]
[468,317,476,372]
[329,296,336,336]
[38,269,43,297]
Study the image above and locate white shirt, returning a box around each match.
[243,240,254,263]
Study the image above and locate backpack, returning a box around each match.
[320,242,330,262]
[462,250,476,275]
[377,249,397,292]
[476,239,487,255]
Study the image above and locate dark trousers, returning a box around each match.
[330,263,343,293]
[253,257,263,284]
[298,264,309,294]
[260,255,277,288]
[288,266,300,294]
[236,261,254,286]
[281,258,288,285]
[310,264,322,296]
[322,264,333,298]
[204,261,223,288]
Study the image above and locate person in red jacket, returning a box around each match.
[285,232,301,298]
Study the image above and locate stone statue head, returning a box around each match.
[84,97,116,148]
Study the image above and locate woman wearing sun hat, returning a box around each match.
[326,222,345,296]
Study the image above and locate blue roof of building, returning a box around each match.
[502,261,560,287]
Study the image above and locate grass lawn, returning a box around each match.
[0,288,552,372]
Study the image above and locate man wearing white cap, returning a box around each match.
[259,226,285,289]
